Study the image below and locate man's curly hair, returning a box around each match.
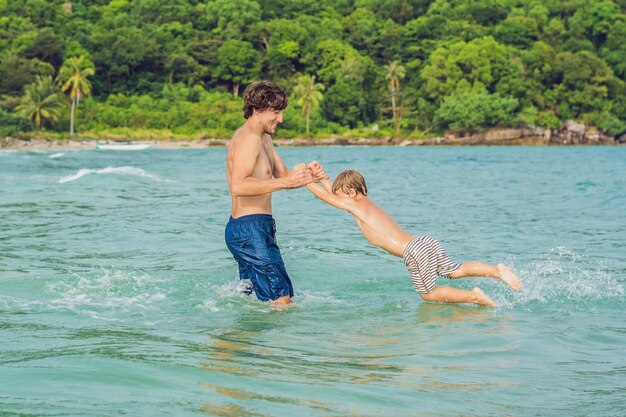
[243,81,289,119]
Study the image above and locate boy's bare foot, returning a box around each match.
[497,264,522,291]
[473,288,496,307]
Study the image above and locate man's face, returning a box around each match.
[256,108,284,135]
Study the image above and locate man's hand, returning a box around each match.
[308,161,329,182]
[282,163,315,189]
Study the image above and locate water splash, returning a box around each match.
[58,166,163,184]
[45,267,167,319]
[198,279,350,314]
[499,247,623,309]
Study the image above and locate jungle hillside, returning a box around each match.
[1,0,625,140]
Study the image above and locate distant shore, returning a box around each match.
[2,124,625,150]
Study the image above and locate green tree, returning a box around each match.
[322,80,362,128]
[0,55,54,96]
[420,36,513,104]
[602,20,626,79]
[215,40,261,97]
[15,75,65,129]
[493,16,539,48]
[21,27,65,68]
[0,109,32,136]
[57,56,95,136]
[205,0,261,39]
[293,74,324,134]
[434,91,518,133]
[384,60,405,133]
[569,1,622,48]
[89,26,161,93]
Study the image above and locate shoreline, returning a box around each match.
[2,125,625,150]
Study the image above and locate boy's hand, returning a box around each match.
[308,160,329,182]
[284,163,315,188]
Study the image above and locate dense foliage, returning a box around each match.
[1,0,625,138]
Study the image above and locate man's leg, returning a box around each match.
[448,262,521,291]
[273,295,291,305]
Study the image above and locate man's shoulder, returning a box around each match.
[231,126,263,149]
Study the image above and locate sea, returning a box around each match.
[0,146,624,417]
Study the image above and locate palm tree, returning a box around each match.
[15,76,65,130]
[293,74,325,135]
[384,60,406,134]
[57,56,95,136]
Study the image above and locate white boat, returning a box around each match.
[96,141,154,151]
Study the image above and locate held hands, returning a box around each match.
[283,161,327,189]
[308,161,329,182]
[284,163,315,189]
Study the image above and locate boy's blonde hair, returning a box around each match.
[332,170,368,196]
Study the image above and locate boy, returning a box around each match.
[305,162,521,306]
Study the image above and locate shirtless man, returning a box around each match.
[225,81,318,305]
[306,163,522,306]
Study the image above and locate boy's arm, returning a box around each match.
[319,178,333,193]
[305,182,355,212]
[308,161,333,192]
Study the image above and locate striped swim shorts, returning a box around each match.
[402,236,461,294]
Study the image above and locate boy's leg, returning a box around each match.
[448,262,522,291]
[421,286,496,307]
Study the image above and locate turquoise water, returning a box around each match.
[1,146,624,417]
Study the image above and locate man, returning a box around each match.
[225,81,317,305]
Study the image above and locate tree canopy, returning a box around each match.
[1,0,625,137]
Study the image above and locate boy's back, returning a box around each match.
[345,195,415,257]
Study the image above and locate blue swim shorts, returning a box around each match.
[224,214,294,302]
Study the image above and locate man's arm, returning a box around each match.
[271,141,290,179]
[230,134,312,197]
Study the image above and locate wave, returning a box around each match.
[58,166,163,183]
[49,152,65,158]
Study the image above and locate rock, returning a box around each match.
[564,120,586,136]
[585,127,600,143]
[484,128,522,142]
[544,129,551,140]
[598,132,616,144]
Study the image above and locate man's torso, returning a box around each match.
[227,128,275,218]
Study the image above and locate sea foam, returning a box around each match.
[496,246,624,310]
[45,268,167,319]
[58,166,162,183]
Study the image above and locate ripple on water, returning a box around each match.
[58,166,165,184]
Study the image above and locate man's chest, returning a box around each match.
[255,140,275,177]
